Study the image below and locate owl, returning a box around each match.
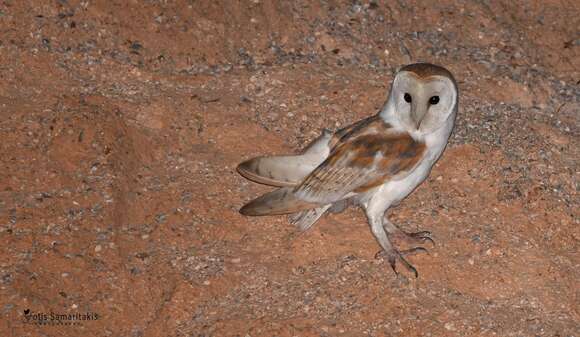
[238,63,458,277]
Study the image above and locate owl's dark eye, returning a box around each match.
[404,93,412,103]
[429,96,440,105]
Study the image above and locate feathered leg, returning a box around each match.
[366,200,423,277]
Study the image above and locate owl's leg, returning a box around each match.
[366,206,421,277]
[327,198,354,214]
[383,218,434,246]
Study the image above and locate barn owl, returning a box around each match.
[237,63,458,277]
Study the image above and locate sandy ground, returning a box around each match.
[0,1,578,336]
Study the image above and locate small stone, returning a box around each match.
[2,303,14,313]
[94,245,102,252]
[203,280,211,285]
[444,322,456,331]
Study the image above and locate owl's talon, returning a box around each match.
[395,230,435,246]
[375,249,421,278]
[408,231,435,245]
[401,258,419,278]
[410,230,431,237]
[400,246,429,256]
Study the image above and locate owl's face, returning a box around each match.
[387,64,458,134]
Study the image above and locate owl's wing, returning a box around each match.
[237,154,322,187]
[240,116,427,216]
[237,115,382,187]
[294,127,427,204]
[237,129,333,187]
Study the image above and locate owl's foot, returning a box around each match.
[384,220,435,246]
[396,230,435,246]
[375,247,429,278]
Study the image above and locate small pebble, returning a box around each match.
[2,303,14,313]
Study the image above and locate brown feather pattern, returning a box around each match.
[239,114,426,214]
[295,117,426,203]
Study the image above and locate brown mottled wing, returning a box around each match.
[294,127,426,204]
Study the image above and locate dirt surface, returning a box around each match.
[1,1,579,336]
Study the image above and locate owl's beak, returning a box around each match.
[411,104,428,130]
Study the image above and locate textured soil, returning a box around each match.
[1,1,578,336]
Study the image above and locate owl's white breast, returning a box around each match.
[367,119,454,210]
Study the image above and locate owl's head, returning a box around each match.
[384,63,458,134]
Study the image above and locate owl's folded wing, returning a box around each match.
[236,115,384,188]
[236,129,333,187]
[239,128,426,216]
[294,131,427,204]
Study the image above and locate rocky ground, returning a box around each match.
[0,1,578,336]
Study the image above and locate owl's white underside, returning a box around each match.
[360,108,456,219]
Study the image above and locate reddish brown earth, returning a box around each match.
[0,1,578,336]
